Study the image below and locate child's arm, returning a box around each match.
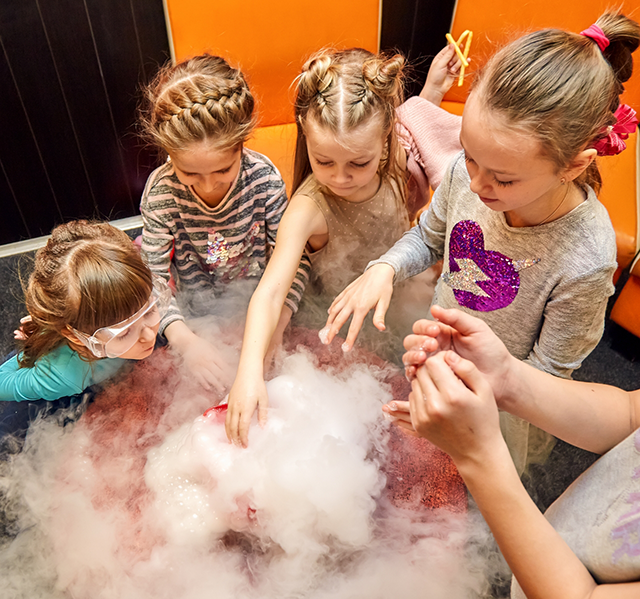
[0,347,124,402]
[391,353,640,599]
[263,176,311,353]
[140,195,231,394]
[419,44,462,106]
[226,195,327,447]
[399,306,638,455]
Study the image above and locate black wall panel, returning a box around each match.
[381,0,457,99]
[0,0,169,245]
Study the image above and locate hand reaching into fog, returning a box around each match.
[419,44,463,106]
[180,336,233,393]
[320,263,395,352]
[226,375,269,447]
[165,320,233,394]
[402,305,512,404]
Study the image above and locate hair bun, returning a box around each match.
[362,54,405,105]
[596,12,640,86]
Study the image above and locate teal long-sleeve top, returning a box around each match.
[0,344,125,402]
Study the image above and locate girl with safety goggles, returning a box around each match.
[0,220,171,404]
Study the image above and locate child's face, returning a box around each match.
[460,94,566,221]
[169,142,242,206]
[305,118,385,203]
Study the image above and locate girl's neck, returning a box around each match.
[505,183,585,228]
[191,182,232,208]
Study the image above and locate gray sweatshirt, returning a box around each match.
[371,152,617,378]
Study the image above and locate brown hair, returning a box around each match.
[292,48,406,198]
[19,221,153,367]
[473,12,640,194]
[139,54,256,154]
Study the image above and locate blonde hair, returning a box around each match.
[292,48,406,198]
[139,54,256,153]
[19,221,153,367]
[474,12,640,194]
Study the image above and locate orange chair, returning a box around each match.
[164,0,380,192]
[440,0,640,336]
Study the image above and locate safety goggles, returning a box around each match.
[70,277,172,358]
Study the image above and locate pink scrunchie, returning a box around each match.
[580,24,610,52]
[592,104,639,156]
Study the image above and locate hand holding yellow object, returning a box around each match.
[445,30,473,86]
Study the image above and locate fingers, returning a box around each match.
[430,305,485,337]
[443,351,493,398]
[225,406,239,444]
[257,395,269,429]
[238,412,251,448]
[341,310,367,352]
[371,295,390,332]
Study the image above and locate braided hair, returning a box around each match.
[140,54,256,153]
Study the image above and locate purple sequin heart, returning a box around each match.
[444,220,518,312]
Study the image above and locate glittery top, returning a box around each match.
[297,173,409,297]
[141,148,311,333]
[511,428,640,596]
[370,151,617,379]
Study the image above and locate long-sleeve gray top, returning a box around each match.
[370,152,617,378]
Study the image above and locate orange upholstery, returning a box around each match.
[165,0,379,128]
[246,123,298,192]
[164,0,380,192]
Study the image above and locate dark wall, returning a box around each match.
[0,1,453,246]
[0,0,169,245]
[380,0,457,98]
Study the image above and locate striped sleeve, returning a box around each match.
[139,168,184,333]
[264,179,311,314]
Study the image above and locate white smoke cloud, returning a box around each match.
[0,343,501,599]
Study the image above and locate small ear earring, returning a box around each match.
[560,177,566,185]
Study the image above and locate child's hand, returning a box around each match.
[13,315,32,340]
[419,44,463,106]
[404,351,504,467]
[180,336,233,393]
[321,263,396,352]
[226,376,269,447]
[402,306,512,403]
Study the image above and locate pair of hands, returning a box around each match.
[384,305,514,466]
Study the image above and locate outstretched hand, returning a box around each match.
[225,375,269,447]
[180,335,234,394]
[402,305,512,403]
[419,44,463,105]
[320,263,395,352]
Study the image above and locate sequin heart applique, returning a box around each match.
[442,220,540,312]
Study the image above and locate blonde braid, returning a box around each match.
[140,55,257,153]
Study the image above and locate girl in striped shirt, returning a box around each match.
[138,55,309,393]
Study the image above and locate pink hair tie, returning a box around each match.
[580,24,610,52]
[592,104,638,156]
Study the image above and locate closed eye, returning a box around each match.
[352,161,371,168]
[494,178,514,187]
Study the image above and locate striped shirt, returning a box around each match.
[140,148,310,333]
